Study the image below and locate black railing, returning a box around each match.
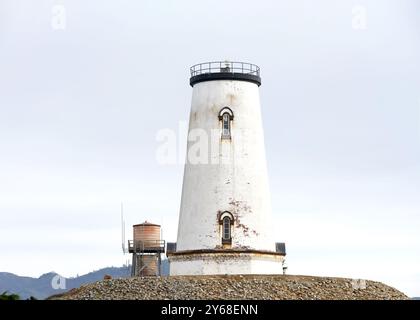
[190,61,260,77]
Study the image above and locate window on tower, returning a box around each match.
[219,211,233,245]
[218,107,234,139]
[222,113,230,138]
[222,216,232,243]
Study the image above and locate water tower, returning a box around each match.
[128,221,165,276]
[167,61,286,275]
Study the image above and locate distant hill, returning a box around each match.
[0,260,169,300]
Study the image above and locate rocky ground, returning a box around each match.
[50,275,408,300]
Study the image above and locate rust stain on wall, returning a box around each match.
[228,199,258,237]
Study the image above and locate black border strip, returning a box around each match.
[190,72,262,87]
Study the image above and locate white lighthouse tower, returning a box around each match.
[168,61,285,275]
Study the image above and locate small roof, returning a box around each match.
[133,221,161,227]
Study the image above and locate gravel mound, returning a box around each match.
[51,275,408,300]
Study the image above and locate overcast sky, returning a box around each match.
[0,0,419,296]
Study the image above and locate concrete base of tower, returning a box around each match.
[167,249,285,275]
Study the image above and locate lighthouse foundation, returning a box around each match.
[168,249,285,275]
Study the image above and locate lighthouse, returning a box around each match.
[167,61,285,275]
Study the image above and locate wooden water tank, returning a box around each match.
[133,222,161,248]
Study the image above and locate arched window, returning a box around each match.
[222,216,231,241]
[222,113,231,138]
[219,211,233,245]
[218,107,234,139]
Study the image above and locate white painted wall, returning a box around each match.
[170,253,284,275]
[175,79,275,252]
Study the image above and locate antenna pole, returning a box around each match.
[121,202,126,254]
[160,215,163,241]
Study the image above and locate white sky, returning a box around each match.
[0,0,419,297]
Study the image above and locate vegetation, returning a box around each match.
[0,291,20,300]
